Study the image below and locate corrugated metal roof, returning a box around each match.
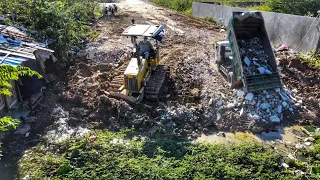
[0,56,28,67]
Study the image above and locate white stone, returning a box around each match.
[270,115,280,122]
[282,101,288,107]
[216,113,221,120]
[260,103,271,109]
[209,98,213,105]
[244,56,251,66]
[217,100,223,106]
[304,137,315,142]
[245,93,254,101]
[237,90,245,97]
[305,142,312,146]
[239,108,244,116]
[277,105,282,113]
[295,143,304,149]
[281,162,289,169]
[226,103,235,108]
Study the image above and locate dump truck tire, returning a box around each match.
[228,72,235,88]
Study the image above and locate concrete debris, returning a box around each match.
[216,100,223,106]
[269,115,280,122]
[46,107,90,143]
[217,132,226,137]
[295,143,304,150]
[304,137,315,142]
[260,103,270,110]
[238,37,273,75]
[304,142,312,146]
[245,92,253,101]
[287,153,295,160]
[280,162,289,169]
[295,170,305,176]
[216,113,221,120]
[236,90,245,97]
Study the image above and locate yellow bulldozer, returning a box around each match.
[110,23,166,103]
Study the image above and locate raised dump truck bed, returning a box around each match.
[227,11,281,92]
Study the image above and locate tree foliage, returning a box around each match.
[0,0,102,60]
[0,65,42,156]
[267,0,320,17]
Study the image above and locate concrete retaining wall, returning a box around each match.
[192,2,320,52]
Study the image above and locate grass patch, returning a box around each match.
[17,129,320,179]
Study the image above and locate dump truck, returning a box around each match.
[216,11,281,92]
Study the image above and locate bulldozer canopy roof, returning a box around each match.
[122,24,164,38]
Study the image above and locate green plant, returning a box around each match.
[299,50,320,68]
[204,16,217,24]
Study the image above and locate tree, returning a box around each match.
[0,65,42,157]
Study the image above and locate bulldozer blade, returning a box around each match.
[109,92,138,104]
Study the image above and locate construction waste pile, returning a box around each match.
[238,37,273,75]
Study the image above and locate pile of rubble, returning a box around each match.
[46,107,90,143]
[214,87,297,132]
[238,37,273,75]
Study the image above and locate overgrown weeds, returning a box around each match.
[18,130,319,179]
[299,50,320,68]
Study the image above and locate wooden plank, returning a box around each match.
[0,49,36,59]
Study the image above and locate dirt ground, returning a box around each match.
[1,1,319,179]
[53,0,319,137]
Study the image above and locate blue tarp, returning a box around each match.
[0,35,7,44]
[0,56,28,67]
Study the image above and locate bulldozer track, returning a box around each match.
[145,65,166,99]
[109,64,127,92]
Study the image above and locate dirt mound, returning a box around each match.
[277,51,320,124]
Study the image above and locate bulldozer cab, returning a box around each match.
[122,24,164,68]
